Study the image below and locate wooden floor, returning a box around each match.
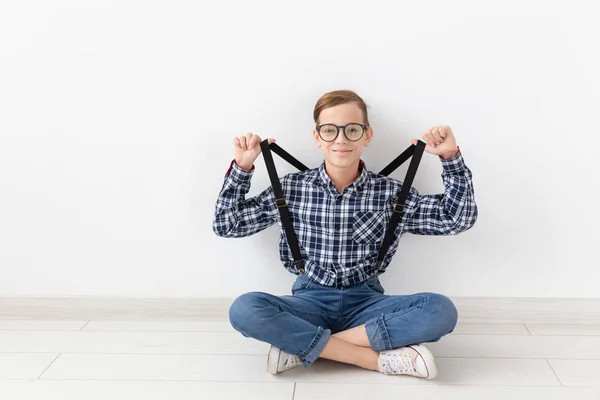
[0,318,599,399]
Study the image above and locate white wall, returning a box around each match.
[1,0,598,299]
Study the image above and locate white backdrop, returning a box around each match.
[1,0,598,298]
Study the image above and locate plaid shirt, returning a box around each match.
[213,151,477,288]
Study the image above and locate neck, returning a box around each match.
[324,160,361,193]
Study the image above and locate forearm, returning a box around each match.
[439,151,478,231]
[212,161,275,237]
[404,150,478,235]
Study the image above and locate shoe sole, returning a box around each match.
[409,344,438,379]
[267,345,281,375]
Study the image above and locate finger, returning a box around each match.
[246,132,254,149]
[239,135,247,151]
[234,137,241,148]
[411,138,418,146]
[439,126,449,139]
[268,138,277,144]
[431,127,444,143]
[423,132,437,147]
[252,134,263,147]
[421,132,430,145]
[444,126,453,139]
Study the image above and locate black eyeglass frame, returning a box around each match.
[315,123,368,142]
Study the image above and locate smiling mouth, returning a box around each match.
[333,150,352,153]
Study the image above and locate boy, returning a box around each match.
[213,90,478,379]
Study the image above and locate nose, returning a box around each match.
[334,127,349,144]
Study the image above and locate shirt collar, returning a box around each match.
[317,160,370,192]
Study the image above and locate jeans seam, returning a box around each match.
[298,326,331,366]
[365,314,393,351]
[377,316,393,350]
[339,289,345,328]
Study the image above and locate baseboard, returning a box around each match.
[451,297,600,324]
[1,297,599,324]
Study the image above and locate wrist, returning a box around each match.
[439,147,460,159]
[235,160,254,171]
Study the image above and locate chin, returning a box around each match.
[326,156,359,168]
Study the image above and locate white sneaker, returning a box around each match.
[267,345,302,374]
[377,344,438,379]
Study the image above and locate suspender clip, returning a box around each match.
[393,204,405,213]
[293,259,305,274]
[275,198,288,208]
[374,261,382,276]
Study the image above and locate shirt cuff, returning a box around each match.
[225,159,255,182]
[439,147,466,173]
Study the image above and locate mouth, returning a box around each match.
[332,149,352,153]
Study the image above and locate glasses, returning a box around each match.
[316,123,367,142]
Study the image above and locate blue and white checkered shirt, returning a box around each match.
[213,151,477,288]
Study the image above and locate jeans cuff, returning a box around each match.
[298,326,331,366]
[365,314,393,351]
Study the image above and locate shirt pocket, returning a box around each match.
[352,211,389,245]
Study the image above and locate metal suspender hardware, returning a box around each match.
[260,139,426,277]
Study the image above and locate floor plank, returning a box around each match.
[0,380,294,400]
[548,359,600,387]
[0,331,268,354]
[452,323,529,335]
[0,320,88,331]
[426,334,600,359]
[0,354,59,379]
[294,382,600,399]
[40,354,560,386]
[526,324,600,336]
[83,320,233,332]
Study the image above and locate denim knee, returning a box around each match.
[426,292,458,335]
[229,292,263,336]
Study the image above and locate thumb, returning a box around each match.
[412,138,434,153]
[267,138,277,144]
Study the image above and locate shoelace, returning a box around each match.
[281,354,301,370]
[381,351,415,374]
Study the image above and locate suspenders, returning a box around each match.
[374,140,425,275]
[260,139,426,277]
[260,142,309,273]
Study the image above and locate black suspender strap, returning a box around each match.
[378,145,415,176]
[260,139,306,273]
[259,138,426,277]
[268,143,309,172]
[373,140,426,275]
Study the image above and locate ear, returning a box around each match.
[313,129,322,148]
[363,126,373,147]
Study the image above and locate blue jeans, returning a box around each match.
[229,274,458,367]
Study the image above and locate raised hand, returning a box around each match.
[233,132,276,170]
[412,125,459,159]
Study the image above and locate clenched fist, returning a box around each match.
[233,132,276,170]
[412,125,459,159]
